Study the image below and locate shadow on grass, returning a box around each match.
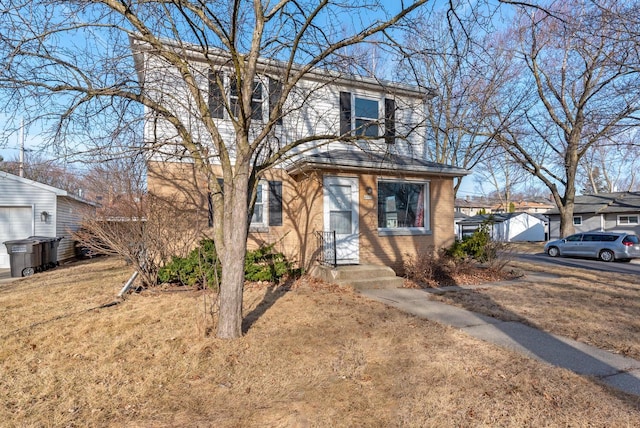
[429,284,640,405]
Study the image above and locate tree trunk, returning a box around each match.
[216,166,250,339]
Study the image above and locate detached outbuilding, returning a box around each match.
[0,171,96,268]
[456,212,547,242]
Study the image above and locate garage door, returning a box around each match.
[0,207,33,268]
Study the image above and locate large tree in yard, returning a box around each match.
[0,0,440,339]
[490,1,640,238]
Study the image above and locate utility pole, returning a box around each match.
[19,118,25,177]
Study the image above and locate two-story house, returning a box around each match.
[132,39,468,274]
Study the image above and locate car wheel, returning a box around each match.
[547,246,560,257]
[599,249,615,262]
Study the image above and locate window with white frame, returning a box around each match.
[354,97,379,137]
[573,216,582,226]
[377,181,429,230]
[210,71,277,122]
[339,92,396,142]
[230,78,264,121]
[618,215,639,225]
[251,183,267,226]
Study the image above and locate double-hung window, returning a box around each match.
[340,91,396,143]
[251,183,266,226]
[354,97,379,137]
[230,78,264,121]
[210,71,281,123]
[377,180,429,234]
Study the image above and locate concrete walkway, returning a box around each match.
[359,286,640,397]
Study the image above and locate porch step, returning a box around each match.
[309,264,404,290]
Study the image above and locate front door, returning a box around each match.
[323,176,359,264]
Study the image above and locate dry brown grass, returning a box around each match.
[1,257,640,427]
[431,258,640,361]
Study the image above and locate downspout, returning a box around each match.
[600,214,605,232]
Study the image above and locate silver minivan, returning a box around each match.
[544,232,640,262]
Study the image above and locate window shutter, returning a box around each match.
[340,92,352,136]
[207,192,213,227]
[268,180,283,226]
[209,70,224,119]
[269,77,283,125]
[385,98,396,144]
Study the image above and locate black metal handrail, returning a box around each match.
[315,230,337,267]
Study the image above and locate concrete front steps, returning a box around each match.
[309,264,404,290]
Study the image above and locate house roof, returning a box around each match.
[0,171,97,206]
[456,212,547,225]
[130,36,434,100]
[286,150,469,177]
[547,192,640,215]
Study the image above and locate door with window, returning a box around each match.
[323,176,359,264]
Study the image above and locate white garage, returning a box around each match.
[0,172,96,268]
[0,206,34,268]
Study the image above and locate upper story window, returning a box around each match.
[230,78,263,121]
[354,97,379,137]
[340,91,396,143]
[209,71,282,124]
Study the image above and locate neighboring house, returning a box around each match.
[547,192,640,239]
[492,199,555,214]
[134,41,469,273]
[456,212,547,242]
[455,198,493,216]
[454,211,469,239]
[0,171,96,268]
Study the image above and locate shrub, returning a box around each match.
[403,246,473,287]
[158,240,294,288]
[447,224,493,262]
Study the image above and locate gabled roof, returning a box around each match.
[286,150,469,177]
[0,171,97,206]
[456,212,546,225]
[547,192,640,215]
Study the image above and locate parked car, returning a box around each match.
[544,232,640,262]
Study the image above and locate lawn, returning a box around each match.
[1,257,639,427]
[430,255,640,361]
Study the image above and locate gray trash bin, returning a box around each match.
[4,239,43,277]
[28,236,62,269]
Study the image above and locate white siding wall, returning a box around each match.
[0,175,57,238]
[56,197,92,262]
[140,52,426,165]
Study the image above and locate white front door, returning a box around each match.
[0,206,34,268]
[323,176,359,264]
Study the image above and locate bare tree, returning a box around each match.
[490,1,640,237]
[0,0,439,339]
[399,6,515,196]
[579,135,640,194]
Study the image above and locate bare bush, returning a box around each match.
[73,195,205,287]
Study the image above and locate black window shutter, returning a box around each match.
[268,181,283,226]
[385,98,396,144]
[209,70,224,119]
[269,77,283,125]
[340,91,352,136]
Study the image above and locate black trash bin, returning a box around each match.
[4,239,43,277]
[28,236,62,269]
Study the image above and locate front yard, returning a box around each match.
[1,256,639,426]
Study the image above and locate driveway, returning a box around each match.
[0,268,19,284]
